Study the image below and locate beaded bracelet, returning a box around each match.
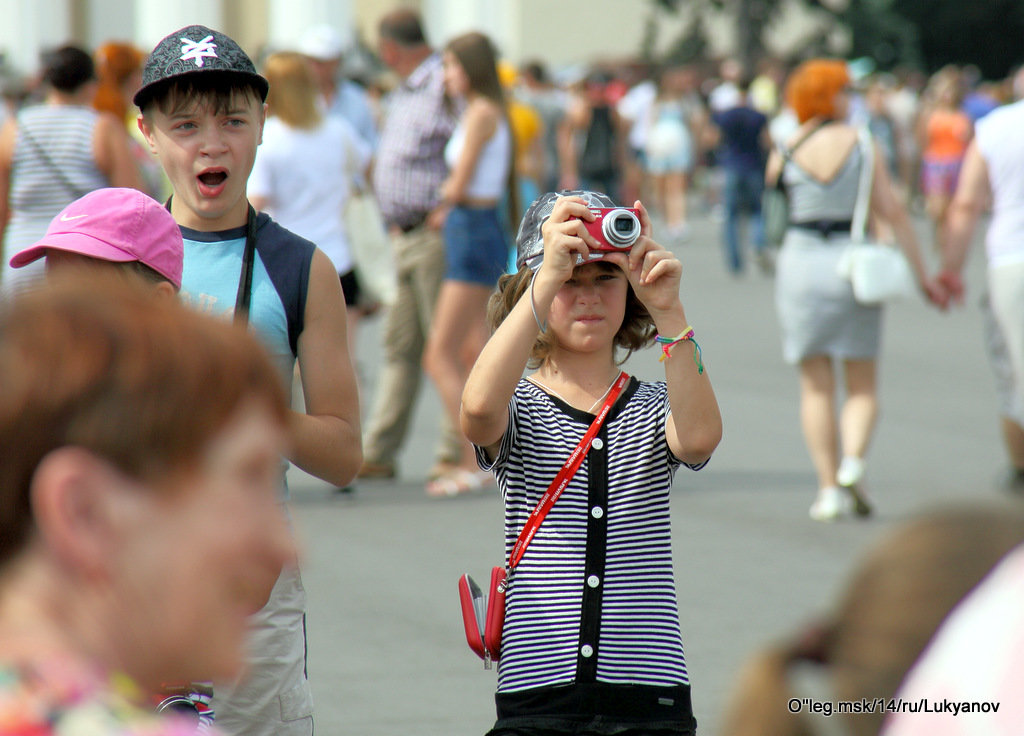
[530,270,547,333]
[655,326,704,374]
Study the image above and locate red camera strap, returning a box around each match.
[508,371,629,571]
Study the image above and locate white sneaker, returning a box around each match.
[836,456,864,486]
[836,456,872,517]
[809,486,851,522]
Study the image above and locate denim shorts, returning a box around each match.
[443,205,509,287]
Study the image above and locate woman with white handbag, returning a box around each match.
[766,59,947,522]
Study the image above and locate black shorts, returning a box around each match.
[339,269,360,307]
[486,683,697,736]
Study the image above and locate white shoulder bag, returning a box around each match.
[835,128,917,305]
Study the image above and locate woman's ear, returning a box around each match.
[29,448,132,579]
[152,280,178,301]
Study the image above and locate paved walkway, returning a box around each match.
[286,208,1006,735]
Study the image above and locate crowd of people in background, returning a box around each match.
[2,8,1024,736]
[3,33,1021,302]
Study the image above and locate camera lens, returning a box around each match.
[601,209,640,246]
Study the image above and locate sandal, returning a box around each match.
[357,460,396,480]
[428,460,461,482]
[426,468,494,498]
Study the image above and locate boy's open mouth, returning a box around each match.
[198,171,228,187]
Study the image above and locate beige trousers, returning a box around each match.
[361,224,463,468]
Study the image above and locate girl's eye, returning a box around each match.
[175,122,197,131]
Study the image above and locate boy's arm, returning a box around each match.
[290,248,362,486]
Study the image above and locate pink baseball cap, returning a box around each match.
[9,188,183,288]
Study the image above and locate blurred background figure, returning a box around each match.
[615,62,656,206]
[93,40,166,200]
[0,44,143,294]
[709,57,743,113]
[916,67,972,253]
[498,60,542,220]
[518,59,567,195]
[710,74,770,275]
[359,8,462,485]
[644,65,697,244]
[749,57,785,118]
[960,63,1001,122]
[298,23,378,154]
[863,76,901,187]
[937,66,1024,492]
[768,59,943,522]
[886,67,926,204]
[0,61,29,127]
[422,30,513,497]
[559,68,623,200]
[249,51,371,356]
[0,275,294,734]
[721,504,1024,736]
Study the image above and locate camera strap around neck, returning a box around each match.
[165,197,258,326]
[508,371,629,572]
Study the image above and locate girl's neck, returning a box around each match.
[538,347,618,384]
[531,351,622,413]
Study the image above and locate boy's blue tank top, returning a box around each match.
[178,213,316,400]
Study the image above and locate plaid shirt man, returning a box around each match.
[372,53,456,229]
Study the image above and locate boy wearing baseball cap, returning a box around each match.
[135,25,362,736]
[9,187,182,294]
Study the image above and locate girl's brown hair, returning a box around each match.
[262,51,323,130]
[487,264,656,368]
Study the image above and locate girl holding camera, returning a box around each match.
[461,190,721,735]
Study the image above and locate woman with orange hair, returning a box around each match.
[766,59,945,521]
[94,41,165,198]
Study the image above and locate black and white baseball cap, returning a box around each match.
[134,25,268,109]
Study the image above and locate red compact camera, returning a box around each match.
[578,207,642,251]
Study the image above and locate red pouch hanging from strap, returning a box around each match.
[458,566,506,668]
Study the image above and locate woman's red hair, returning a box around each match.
[785,59,850,123]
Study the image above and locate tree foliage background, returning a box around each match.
[651,0,1024,79]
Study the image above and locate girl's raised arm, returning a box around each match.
[608,201,722,465]
[461,196,600,453]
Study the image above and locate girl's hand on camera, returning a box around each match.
[605,201,683,318]
[537,196,602,287]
